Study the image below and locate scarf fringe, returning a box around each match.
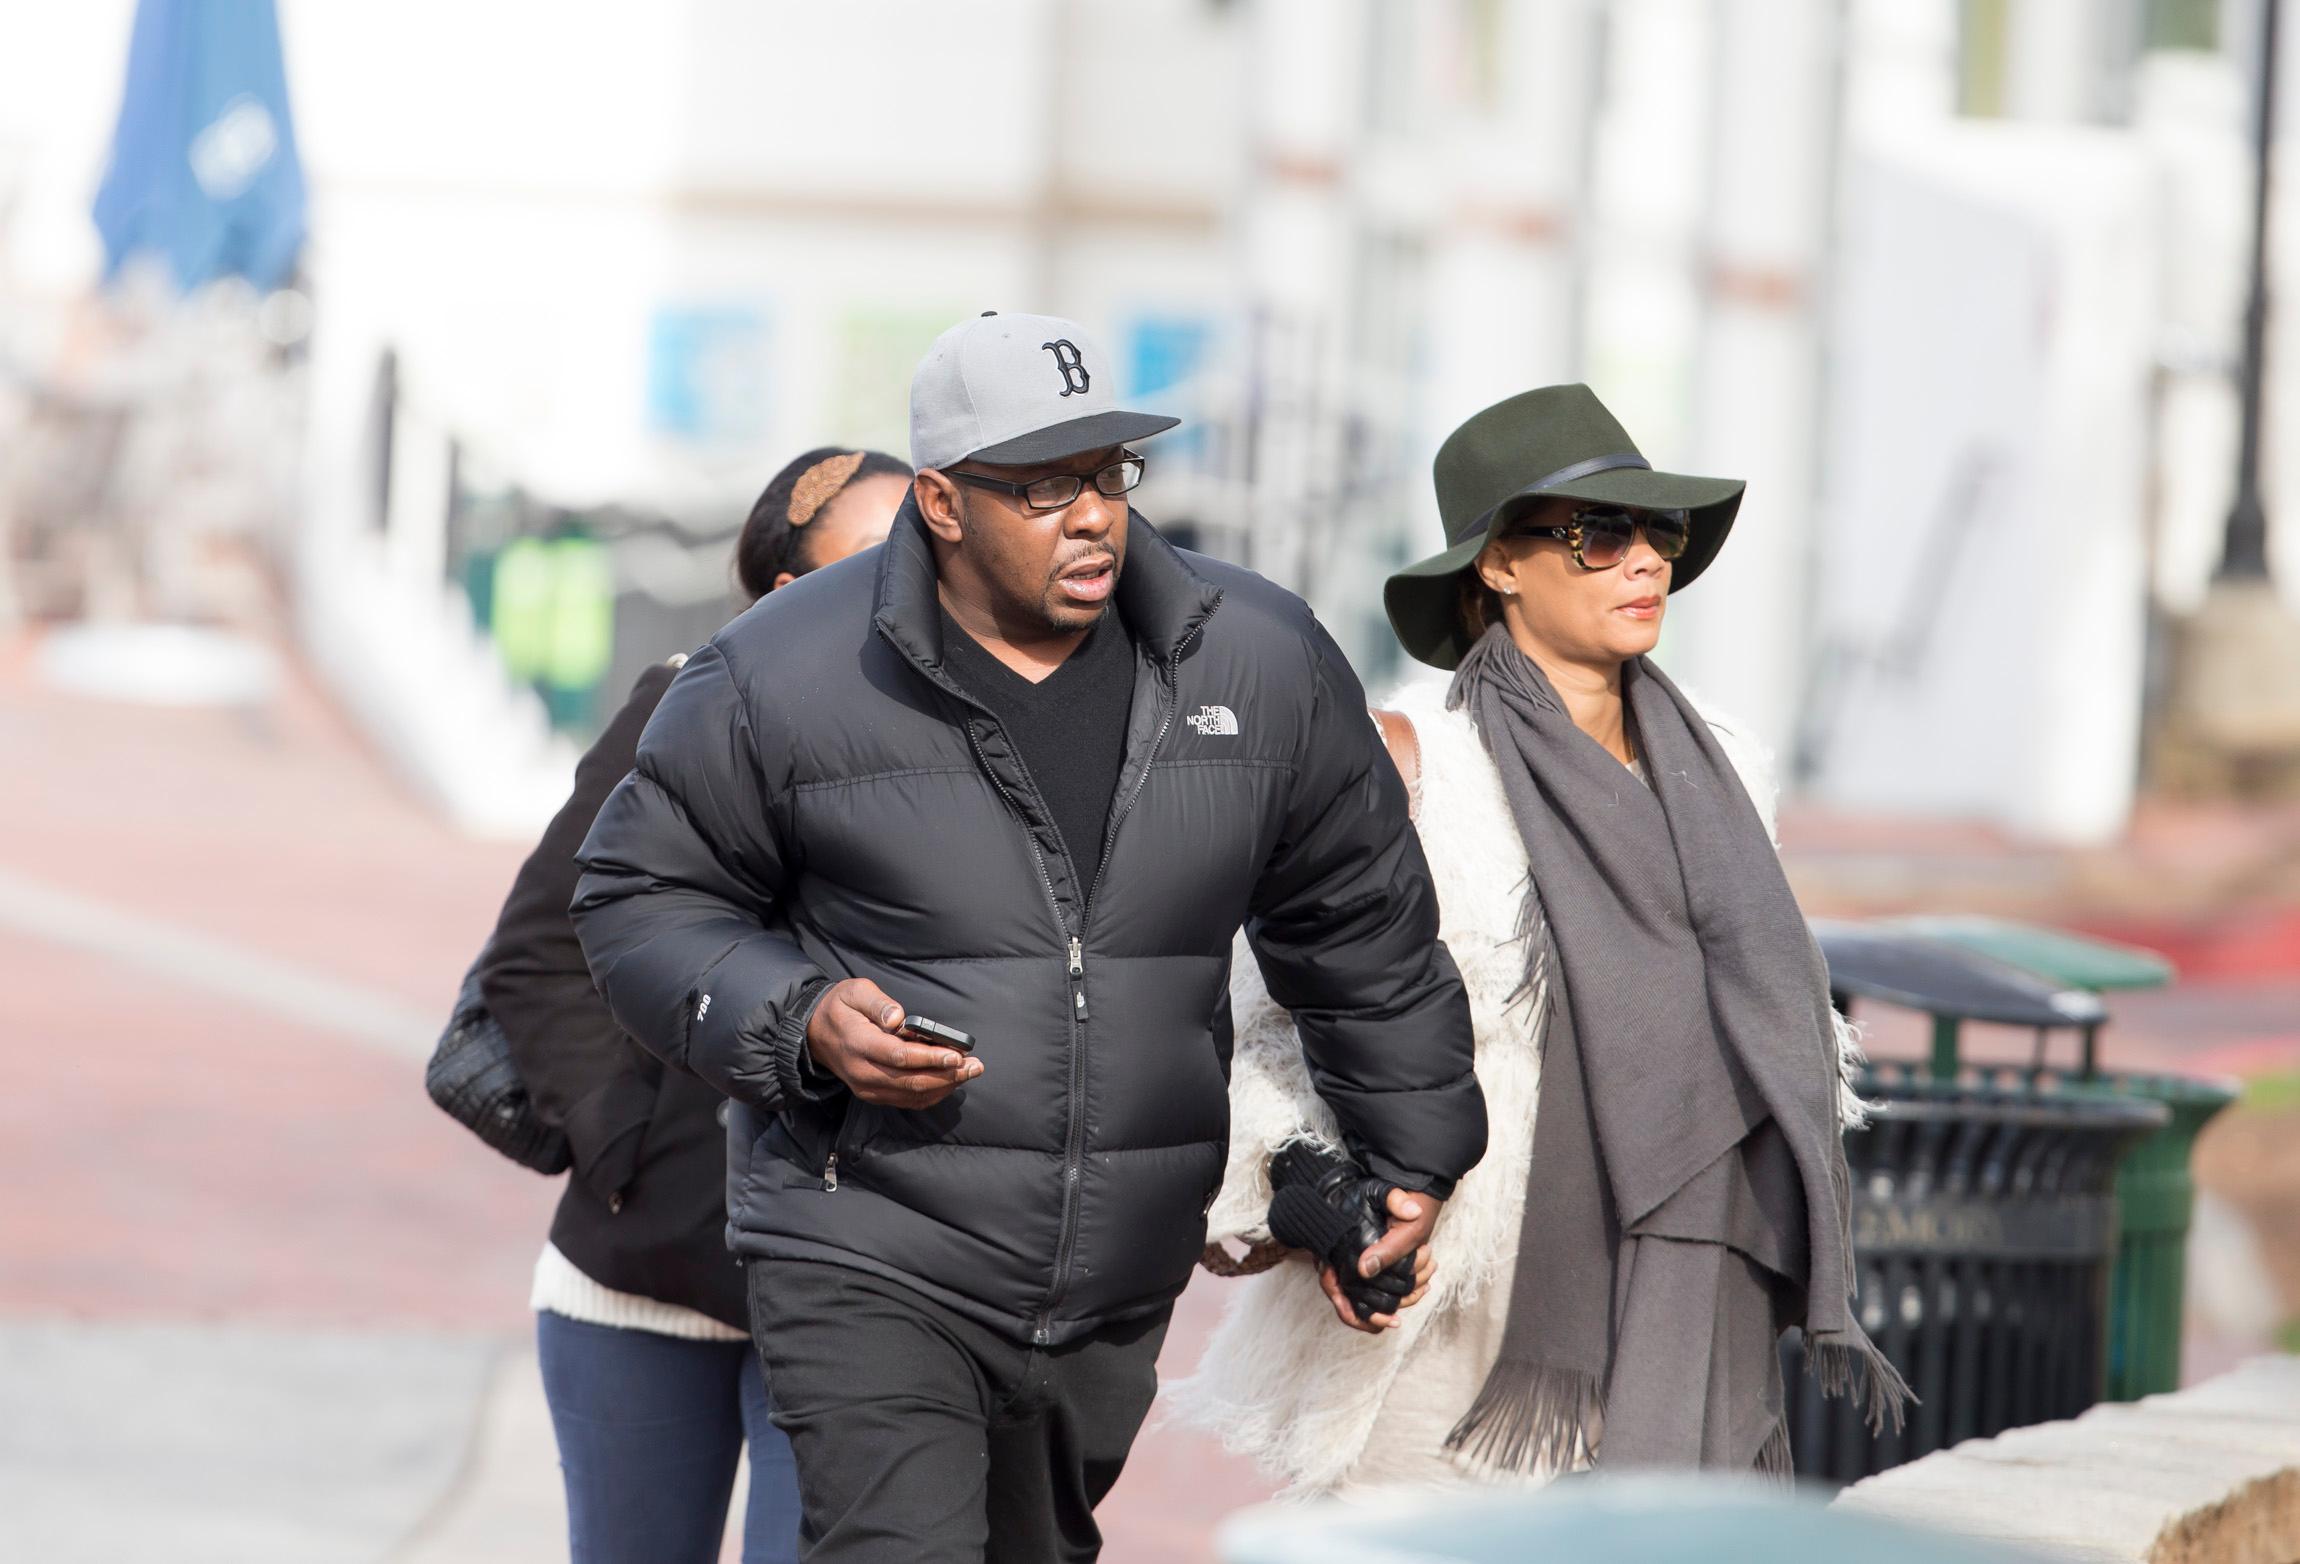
[1442,1358,1601,1476]
[1444,627,1519,714]
[1805,1332,1915,1435]
[1754,1420,1794,1486]
[1506,875,1551,1010]
[1830,1008,1875,1131]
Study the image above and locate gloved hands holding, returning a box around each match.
[1266,1139,1438,1334]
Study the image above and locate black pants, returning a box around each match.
[746,1260,1171,1564]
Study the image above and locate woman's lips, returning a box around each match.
[1616,596,1662,620]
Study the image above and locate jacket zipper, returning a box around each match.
[820,723,1067,1209]
[966,723,1071,945]
[963,720,1085,1346]
[1033,611,1213,1344]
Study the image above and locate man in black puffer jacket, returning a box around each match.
[573,312,1486,1562]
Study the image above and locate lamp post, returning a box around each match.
[2165,0,2300,795]
[2219,0,2280,581]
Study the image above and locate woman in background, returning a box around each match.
[476,448,910,1564]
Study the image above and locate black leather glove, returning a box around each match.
[1266,1139,1416,1324]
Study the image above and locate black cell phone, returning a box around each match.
[899,1014,975,1053]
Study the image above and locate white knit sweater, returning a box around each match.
[1162,673,1868,1496]
[531,1243,748,1343]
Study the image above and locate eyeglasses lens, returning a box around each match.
[1023,456,1145,510]
[1095,457,1146,497]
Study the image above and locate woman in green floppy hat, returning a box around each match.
[1383,381,1743,672]
[1173,386,1902,1495]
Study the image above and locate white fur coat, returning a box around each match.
[1161,674,1869,1495]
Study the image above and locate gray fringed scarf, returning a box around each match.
[1442,623,1909,1476]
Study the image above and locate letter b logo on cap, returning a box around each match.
[909,311,1177,470]
[1042,339,1090,398]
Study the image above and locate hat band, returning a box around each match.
[1449,451,1653,546]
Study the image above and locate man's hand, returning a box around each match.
[804,978,982,1107]
[1317,1188,1440,1335]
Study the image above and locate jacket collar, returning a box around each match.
[871,496,1222,677]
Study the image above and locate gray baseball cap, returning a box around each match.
[909,311,1180,471]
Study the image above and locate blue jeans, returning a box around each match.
[536,1311,800,1564]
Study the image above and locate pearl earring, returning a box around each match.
[1500,586,1517,596]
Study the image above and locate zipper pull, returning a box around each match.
[1068,937,1084,978]
[823,1153,840,1192]
[1068,937,1089,1022]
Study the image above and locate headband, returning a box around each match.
[787,451,868,527]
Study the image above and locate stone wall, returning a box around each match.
[1833,1357,2300,1564]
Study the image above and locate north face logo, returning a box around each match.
[1186,704,1239,736]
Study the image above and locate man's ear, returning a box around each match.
[915,471,965,544]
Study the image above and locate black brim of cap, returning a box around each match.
[965,409,1181,467]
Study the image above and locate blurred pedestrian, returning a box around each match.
[1172,384,1908,1494]
[569,312,1488,1562]
[475,447,910,1564]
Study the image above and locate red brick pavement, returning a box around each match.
[0,635,554,1326]
[0,928,560,1326]
[0,634,525,1008]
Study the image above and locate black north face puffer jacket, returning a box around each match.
[572,503,1485,1346]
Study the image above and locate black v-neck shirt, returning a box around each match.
[939,604,1138,887]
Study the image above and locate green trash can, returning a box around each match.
[2080,1072,2238,1400]
[1882,917,2237,1402]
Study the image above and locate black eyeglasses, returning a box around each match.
[948,452,1146,512]
[1504,505,1691,571]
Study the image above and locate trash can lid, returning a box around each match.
[1813,920,2108,1029]
[1889,915,2174,992]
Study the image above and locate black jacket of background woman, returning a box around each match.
[478,659,745,1329]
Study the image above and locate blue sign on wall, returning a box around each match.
[646,305,772,442]
[1127,315,1214,465]
[1126,315,1212,404]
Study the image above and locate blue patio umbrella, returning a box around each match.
[92,0,307,292]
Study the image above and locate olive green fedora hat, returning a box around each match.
[1383,383,1745,669]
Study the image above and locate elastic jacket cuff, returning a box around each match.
[1359,1150,1455,1204]
[769,977,842,1108]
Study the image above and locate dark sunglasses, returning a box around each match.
[1504,504,1691,571]
[948,452,1146,512]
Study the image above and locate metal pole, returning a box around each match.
[2219,0,2281,582]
